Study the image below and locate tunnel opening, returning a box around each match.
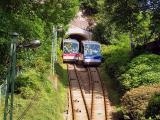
[61,34,87,50]
[66,34,88,53]
[67,34,88,41]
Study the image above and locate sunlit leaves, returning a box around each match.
[104,0,160,43]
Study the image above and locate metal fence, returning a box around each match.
[0,80,7,105]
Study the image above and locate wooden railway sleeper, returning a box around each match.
[70,78,76,81]
[74,109,81,113]
[94,80,99,83]
[73,99,79,102]
[96,96,103,99]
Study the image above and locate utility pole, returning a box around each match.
[51,26,58,75]
[4,32,19,120]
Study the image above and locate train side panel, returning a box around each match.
[63,53,79,62]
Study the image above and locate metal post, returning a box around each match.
[52,26,55,75]
[51,26,57,75]
[4,32,18,120]
[0,85,1,105]
[55,27,58,62]
[10,33,17,120]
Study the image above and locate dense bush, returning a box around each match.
[101,39,130,79]
[0,0,79,119]
[119,54,160,90]
[15,69,41,95]
[19,87,35,99]
[121,85,160,120]
[13,14,45,40]
[145,93,160,119]
[0,0,79,84]
[33,57,50,73]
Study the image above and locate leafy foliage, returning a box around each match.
[93,0,160,119]
[121,85,160,120]
[145,93,160,119]
[0,0,79,85]
[35,0,79,24]
[0,0,79,119]
[15,69,41,95]
[101,38,130,78]
[104,0,160,44]
[100,41,131,96]
[119,54,160,90]
[80,0,101,15]
[93,0,160,45]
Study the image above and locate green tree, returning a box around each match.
[104,0,160,44]
[80,0,101,15]
[0,0,80,84]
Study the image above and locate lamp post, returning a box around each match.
[4,32,18,120]
[3,33,41,120]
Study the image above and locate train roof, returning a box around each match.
[81,40,100,45]
[63,39,79,43]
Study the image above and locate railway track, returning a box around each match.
[67,64,90,120]
[67,64,107,120]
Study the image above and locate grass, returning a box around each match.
[100,63,121,104]
[0,63,68,120]
[0,98,5,119]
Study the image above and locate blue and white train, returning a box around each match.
[81,40,102,66]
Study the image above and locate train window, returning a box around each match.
[84,44,100,56]
[63,42,79,54]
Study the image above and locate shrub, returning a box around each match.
[34,57,49,73]
[119,54,160,90]
[145,93,160,119]
[15,69,41,94]
[101,42,130,79]
[121,85,160,120]
[13,14,45,40]
[20,87,35,99]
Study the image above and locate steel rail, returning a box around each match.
[87,67,94,120]
[67,64,75,120]
[73,64,90,120]
[68,65,107,120]
[96,67,107,120]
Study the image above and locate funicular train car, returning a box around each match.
[62,39,80,63]
[81,40,102,66]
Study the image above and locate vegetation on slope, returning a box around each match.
[0,0,79,119]
[120,54,160,90]
[93,0,160,119]
[122,85,160,120]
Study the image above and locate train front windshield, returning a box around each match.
[84,44,100,56]
[63,42,79,54]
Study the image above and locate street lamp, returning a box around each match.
[4,32,41,120]
[29,40,41,48]
[4,32,18,120]
[18,39,41,48]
